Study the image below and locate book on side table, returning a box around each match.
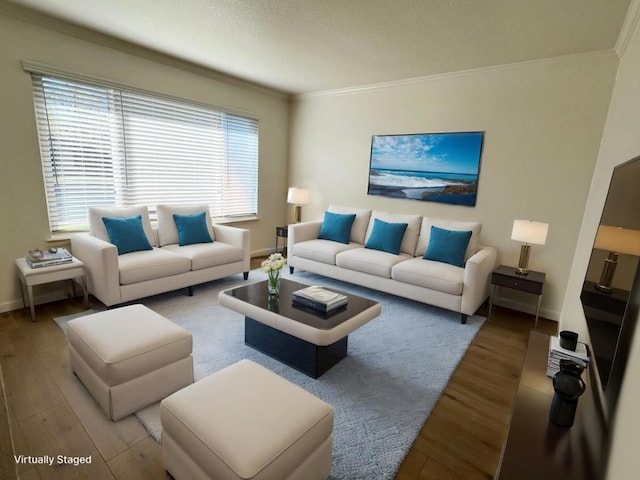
[546,335,589,378]
[292,286,348,313]
[26,248,73,268]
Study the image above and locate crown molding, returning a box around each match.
[0,1,289,99]
[615,0,640,58]
[295,49,615,100]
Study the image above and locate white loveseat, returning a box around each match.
[287,205,497,323]
[71,205,250,307]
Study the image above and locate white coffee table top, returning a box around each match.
[219,278,381,346]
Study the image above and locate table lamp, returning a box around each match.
[593,225,640,292]
[287,187,309,223]
[511,220,549,276]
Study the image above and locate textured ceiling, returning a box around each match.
[6,0,632,94]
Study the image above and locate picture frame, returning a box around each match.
[367,131,485,206]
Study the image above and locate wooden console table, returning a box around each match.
[496,331,606,479]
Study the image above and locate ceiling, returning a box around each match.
[6,0,632,95]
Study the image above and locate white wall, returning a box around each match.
[290,52,618,320]
[0,9,290,312]
[558,11,640,479]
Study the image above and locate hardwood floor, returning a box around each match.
[0,266,557,480]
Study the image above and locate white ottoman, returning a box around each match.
[161,359,334,480]
[67,304,193,421]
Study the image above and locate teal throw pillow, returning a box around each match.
[173,212,213,246]
[102,215,153,255]
[423,226,472,267]
[364,218,408,255]
[318,211,356,244]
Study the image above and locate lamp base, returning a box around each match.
[515,244,531,276]
[594,283,613,293]
[293,205,302,223]
[594,252,618,294]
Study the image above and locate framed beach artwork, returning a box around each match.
[367,131,485,206]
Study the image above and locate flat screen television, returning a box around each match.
[580,155,640,424]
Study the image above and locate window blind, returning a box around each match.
[30,74,259,232]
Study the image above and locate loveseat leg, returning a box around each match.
[289,267,294,274]
[243,272,249,280]
[461,314,467,324]
[188,286,193,297]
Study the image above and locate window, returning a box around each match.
[30,73,259,233]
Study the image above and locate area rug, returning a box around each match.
[54,270,484,480]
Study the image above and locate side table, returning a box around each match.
[496,331,602,479]
[15,257,89,321]
[489,264,545,328]
[275,225,288,256]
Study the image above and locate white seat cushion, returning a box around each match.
[293,239,360,265]
[392,257,464,295]
[118,248,191,285]
[161,359,333,480]
[67,304,193,385]
[336,247,411,278]
[163,242,244,271]
[157,204,215,247]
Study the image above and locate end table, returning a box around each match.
[15,257,89,321]
[275,225,288,256]
[489,264,545,328]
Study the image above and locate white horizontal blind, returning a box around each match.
[31,74,258,232]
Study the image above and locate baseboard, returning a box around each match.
[493,296,560,322]
[0,289,78,314]
[251,248,275,258]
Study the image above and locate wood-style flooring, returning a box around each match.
[0,260,557,480]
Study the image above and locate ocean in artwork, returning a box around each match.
[367,132,484,206]
[368,168,478,206]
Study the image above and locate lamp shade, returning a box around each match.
[511,220,549,245]
[594,225,640,256]
[287,187,309,205]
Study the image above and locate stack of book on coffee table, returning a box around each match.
[546,335,589,378]
[26,248,73,268]
[292,286,348,314]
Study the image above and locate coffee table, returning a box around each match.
[219,278,381,378]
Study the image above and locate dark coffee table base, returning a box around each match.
[245,317,348,378]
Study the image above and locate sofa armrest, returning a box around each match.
[70,233,121,306]
[461,245,498,316]
[213,224,251,272]
[287,221,322,253]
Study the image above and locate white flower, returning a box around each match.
[261,253,286,273]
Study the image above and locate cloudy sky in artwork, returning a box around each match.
[370,132,483,174]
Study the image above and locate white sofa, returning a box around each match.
[287,205,497,323]
[71,205,250,307]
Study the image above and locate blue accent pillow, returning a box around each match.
[173,212,213,246]
[364,218,408,255]
[423,226,472,267]
[102,215,154,255]
[318,211,357,244]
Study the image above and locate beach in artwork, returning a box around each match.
[367,132,483,206]
[368,168,477,205]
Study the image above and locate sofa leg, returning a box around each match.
[188,286,194,297]
[289,267,294,274]
[461,314,467,324]
[243,272,249,280]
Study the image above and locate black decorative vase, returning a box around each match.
[549,359,586,427]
